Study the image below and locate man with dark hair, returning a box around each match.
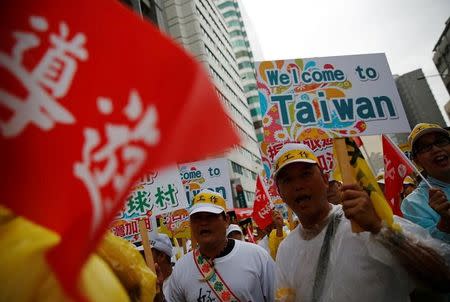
[167,189,275,301]
[273,143,450,302]
[401,123,450,243]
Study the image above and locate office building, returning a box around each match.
[159,0,262,206]
[393,69,446,144]
[215,0,263,142]
[433,17,450,95]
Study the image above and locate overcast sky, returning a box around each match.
[238,0,450,126]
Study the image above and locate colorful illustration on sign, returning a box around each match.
[158,209,191,239]
[256,54,410,142]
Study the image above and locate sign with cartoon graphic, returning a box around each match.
[158,208,191,239]
[179,158,233,209]
[256,53,410,142]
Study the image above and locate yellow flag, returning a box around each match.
[343,138,399,230]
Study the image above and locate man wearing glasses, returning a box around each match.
[401,123,450,243]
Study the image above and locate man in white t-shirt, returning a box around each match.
[273,143,450,302]
[166,189,275,301]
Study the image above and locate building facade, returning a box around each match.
[393,69,446,144]
[215,0,263,142]
[120,0,167,28]
[156,0,262,207]
[433,17,450,95]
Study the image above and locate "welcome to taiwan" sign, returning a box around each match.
[256,53,410,142]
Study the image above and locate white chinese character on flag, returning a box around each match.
[0,16,87,137]
[74,89,159,236]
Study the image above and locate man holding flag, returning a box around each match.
[252,175,287,259]
[401,123,450,243]
[273,142,450,302]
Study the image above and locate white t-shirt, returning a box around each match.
[276,204,416,302]
[167,239,275,302]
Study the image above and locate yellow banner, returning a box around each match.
[344,138,399,230]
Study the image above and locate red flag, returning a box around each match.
[252,175,273,229]
[382,135,414,216]
[0,0,239,299]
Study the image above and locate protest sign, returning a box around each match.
[110,215,158,244]
[179,157,233,209]
[112,166,188,242]
[256,54,410,143]
[119,167,189,218]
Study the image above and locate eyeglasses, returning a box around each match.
[414,136,450,155]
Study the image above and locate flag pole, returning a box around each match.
[138,219,157,273]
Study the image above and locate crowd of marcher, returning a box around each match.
[139,123,450,302]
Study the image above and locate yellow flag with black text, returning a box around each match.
[344,138,399,230]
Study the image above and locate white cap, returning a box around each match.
[150,233,173,258]
[226,224,243,236]
[189,189,227,216]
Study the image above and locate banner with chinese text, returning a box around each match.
[121,166,189,218]
[110,215,158,244]
[111,166,189,242]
